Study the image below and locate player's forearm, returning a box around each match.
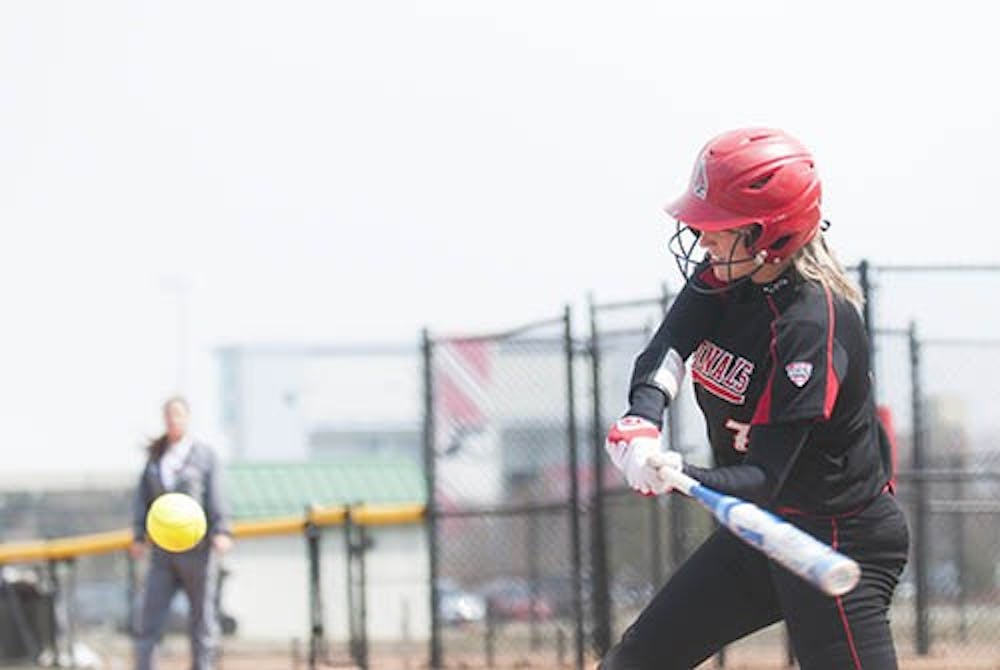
[626,384,669,426]
[685,421,813,506]
[682,463,772,505]
[626,281,724,426]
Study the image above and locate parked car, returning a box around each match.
[534,575,583,618]
[532,575,652,617]
[439,586,487,626]
[478,578,553,622]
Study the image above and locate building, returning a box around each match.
[223,459,428,643]
[216,344,422,463]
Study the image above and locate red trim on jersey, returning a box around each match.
[696,265,727,289]
[877,405,899,493]
[822,284,841,420]
[832,518,864,670]
[750,295,782,425]
[776,485,890,519]
[692,368,745,404]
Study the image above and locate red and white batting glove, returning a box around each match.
[605,417,679,496]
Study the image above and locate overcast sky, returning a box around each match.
[2,1,998,476]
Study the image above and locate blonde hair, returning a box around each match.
[792,234,864,309]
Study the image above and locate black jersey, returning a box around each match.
[628,269,888,516]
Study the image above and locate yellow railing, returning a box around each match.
[0,502,425,565]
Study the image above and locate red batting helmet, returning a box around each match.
[666,128,822,287]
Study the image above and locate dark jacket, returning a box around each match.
[132,441,232,543]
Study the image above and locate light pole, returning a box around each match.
[160,275,192,394]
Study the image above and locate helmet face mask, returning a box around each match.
[665,128,822,293]
[668,221,769,294]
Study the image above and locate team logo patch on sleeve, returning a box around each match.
[785,362,813,387]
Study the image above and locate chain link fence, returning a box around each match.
[861,263,1000,662]
[0,487,135,665]
[582,288,792,666]
[422,264,1000,667]
[583,289,718,658]
[5,263,999,669]
[423,313,585,669]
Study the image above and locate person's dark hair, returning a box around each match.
[146,396,190,461]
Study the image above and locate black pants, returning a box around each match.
[600,493,909,670]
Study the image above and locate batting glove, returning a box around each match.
[605,417,676,496]
[648,450,684,494]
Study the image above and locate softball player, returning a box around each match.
[130,397,233,670]
[601,128,909,669]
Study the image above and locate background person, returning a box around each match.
[130,396,232,670]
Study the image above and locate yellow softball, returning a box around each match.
[146,492,208,552]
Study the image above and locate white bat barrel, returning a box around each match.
[724,502,861,597]
[660,467,861,597]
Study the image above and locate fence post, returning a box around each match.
[565,305,586,670]
[667,401,687,572]
[64,559,77,670]
[126,551,137,637]
[953,455,968,642]
[485,604,496,668]
[909,321,930,655]
[858,260,876,387]
[47,559,78,668]
[346,506,370,670]
[421,328,442,670]
[660,284,687,574]
[528,510,541,652]
[358,523,370,668]
[305,517,324,670]
[587,296,612,658]
[345,508,356,662]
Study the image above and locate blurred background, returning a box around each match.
[1,1,998,668]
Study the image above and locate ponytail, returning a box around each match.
[792,235,864,309]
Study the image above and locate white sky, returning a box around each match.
[2,1,998,477]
